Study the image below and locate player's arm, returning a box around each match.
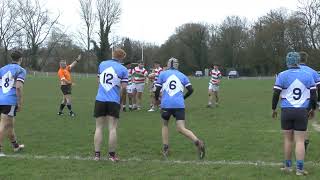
[310,88,317,110]
[120,68,129,96]
[16,81,24,111]
[184,84,194,99]
[272,89,281,111]
[272,79,282,119]
[317,83,320,104]
[69,54,81,69]
[61,77,72,84]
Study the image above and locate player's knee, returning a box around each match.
[176,126,185,133]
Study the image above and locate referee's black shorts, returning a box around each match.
[60,84,72,95]
[281,108,308,131]
[94,100,120,119]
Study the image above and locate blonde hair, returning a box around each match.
[112,48,126,60]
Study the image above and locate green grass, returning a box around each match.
[1,76,320,179]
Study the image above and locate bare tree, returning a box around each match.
[0,0,22,64]
[91,0,121,63]
[17,0,59,70]
[79,0,95,51]
[297,0,320,49]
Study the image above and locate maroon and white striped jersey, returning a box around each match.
[132,66,148,84]
[209,69,222,85]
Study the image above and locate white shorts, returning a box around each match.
[150,83,157,92]
[127,84,134,94]
[209,84,219,92]
[134,83,145,93]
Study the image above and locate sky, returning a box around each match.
[45,0,299,45]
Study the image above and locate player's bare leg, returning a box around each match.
[121,91,127,111]
[107,116,119,162]
[94,116,107,160]
[214,91,219,106]
[176,120,205,159]
[162,120,169,156]
[0,114,7,156]
[304,131,309,152]
[281,130,293,172]
[132,90,137,110]
[294,131,308,175]
[128,93,133,110]
[136,92,143,110]
[207,90,213,107]
[148,93,156,112]
[0,115,24,156]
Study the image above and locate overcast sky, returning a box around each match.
[45,0,299,45]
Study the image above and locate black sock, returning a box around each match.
[194,140,200,146]
[109,152,115,157]
[67,104,72,112]
[11,141,19,148]
[59,104,66,112]
[163,144,169,151]
[95,151,100,157]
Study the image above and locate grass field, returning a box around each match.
[1,76,320,179]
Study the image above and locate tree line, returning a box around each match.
[0,0,319,75]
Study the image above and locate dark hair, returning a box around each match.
[154,61,160,64]
[11,50,23,61]
[123,61,131,66]
[299,51,308,63]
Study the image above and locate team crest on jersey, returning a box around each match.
[1,71,15,94]
[99,67,120,92]
[163,75,184,96]
[281,79,309,107]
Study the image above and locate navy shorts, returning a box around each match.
[281,108,308,131]
[161,108,185,121]
[94,101,120,118]
[0,105,18,117]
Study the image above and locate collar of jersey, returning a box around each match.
[289,67,300,69]
[111,59,119,62]
[299,63,306,66]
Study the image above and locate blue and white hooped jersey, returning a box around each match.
[0,63,26,105]
[299,64,320,86]
[155,69,191,109]
[96,60,128,104]
[274,68,316,108]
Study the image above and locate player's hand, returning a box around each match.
[76,54,82,61]
[272,110,277,119]
[17,104,22,112]
[308,110,315,120]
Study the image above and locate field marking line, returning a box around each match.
[4,154,320,167]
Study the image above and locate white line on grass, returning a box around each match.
[4,154,320,167]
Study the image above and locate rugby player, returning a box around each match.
[0,50,26,157]
[148,61,163,112]
[208,64,222,108]
[120,62,134,111]
[155,57,205,159]
[94,48,128,162]
[132,61,148,110]
[57,54,81,117]
[298,51,320,152]
[272,52,316,176]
